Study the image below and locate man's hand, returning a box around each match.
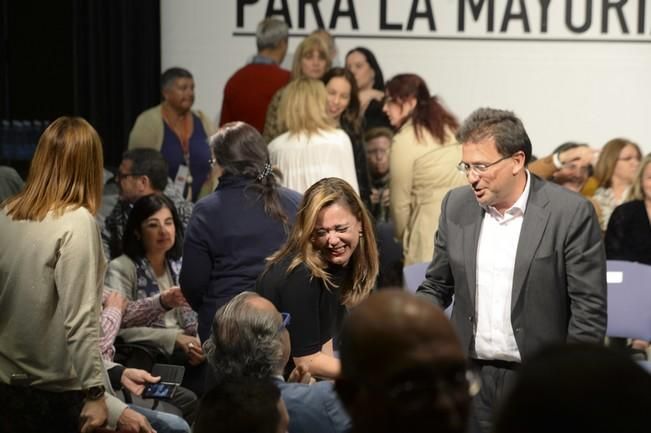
[80,398,108,433]
[116,407,156,433]
[160,287,189,309]
[175,334,206,366]
[121,368,160,397]
[104,291,128,314]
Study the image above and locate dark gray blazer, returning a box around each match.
[417,175,607,361]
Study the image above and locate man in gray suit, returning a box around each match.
[417,108,607,433]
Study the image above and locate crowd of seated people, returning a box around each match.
[3,18,651,433]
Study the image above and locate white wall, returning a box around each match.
[161,0,651,156]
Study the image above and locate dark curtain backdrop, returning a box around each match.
[73,0,161,168]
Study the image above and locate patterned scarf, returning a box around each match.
[133,256,197,336]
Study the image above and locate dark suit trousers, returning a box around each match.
[471,360,519,433]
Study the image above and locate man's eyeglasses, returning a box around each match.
[457,154,513,176]
[279,312,291,331]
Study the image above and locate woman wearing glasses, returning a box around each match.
[591,138,642,232]
[257,177,378,379]
[383,73,465,266]
[180,122,301,343]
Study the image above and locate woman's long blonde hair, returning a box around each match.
[266,177,378,307]
[278,78,335,135]
[3,116,103,220]
[627,153,651,201]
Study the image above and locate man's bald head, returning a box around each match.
[340,290,463,379]
[336,290,470,433]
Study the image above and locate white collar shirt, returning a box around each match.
[474,171,531,362]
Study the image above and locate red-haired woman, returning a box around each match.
[383,73,465,265]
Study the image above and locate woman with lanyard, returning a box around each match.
[129,67,216,201]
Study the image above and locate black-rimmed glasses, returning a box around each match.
[457,154,513,176]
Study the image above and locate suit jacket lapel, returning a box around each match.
[512,177,550,307]
[464,202,484,310]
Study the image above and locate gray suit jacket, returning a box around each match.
[417,175,607,361]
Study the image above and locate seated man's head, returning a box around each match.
[364,127,393,180]
[204,291,290,379]
[194,376,289,433]
[495,343,651,433]
[117,148,168,203]
[336,290,471,433]
[551,142,592,192]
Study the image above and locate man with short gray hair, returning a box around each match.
[219,17,290,132]
[205,291,351,433]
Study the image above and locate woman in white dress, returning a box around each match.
[268,77,359,194]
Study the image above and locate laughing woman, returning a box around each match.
[257,178,378,379]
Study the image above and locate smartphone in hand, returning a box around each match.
[142,382,177,399]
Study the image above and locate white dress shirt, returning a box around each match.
[474,172,531,362]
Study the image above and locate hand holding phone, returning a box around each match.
[142,382,177,399]
[121,368,160,397]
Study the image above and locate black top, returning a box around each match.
[605,200,651,265]
[180,175,302,341]
[256,256,348,358]
[363,99,391,131]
